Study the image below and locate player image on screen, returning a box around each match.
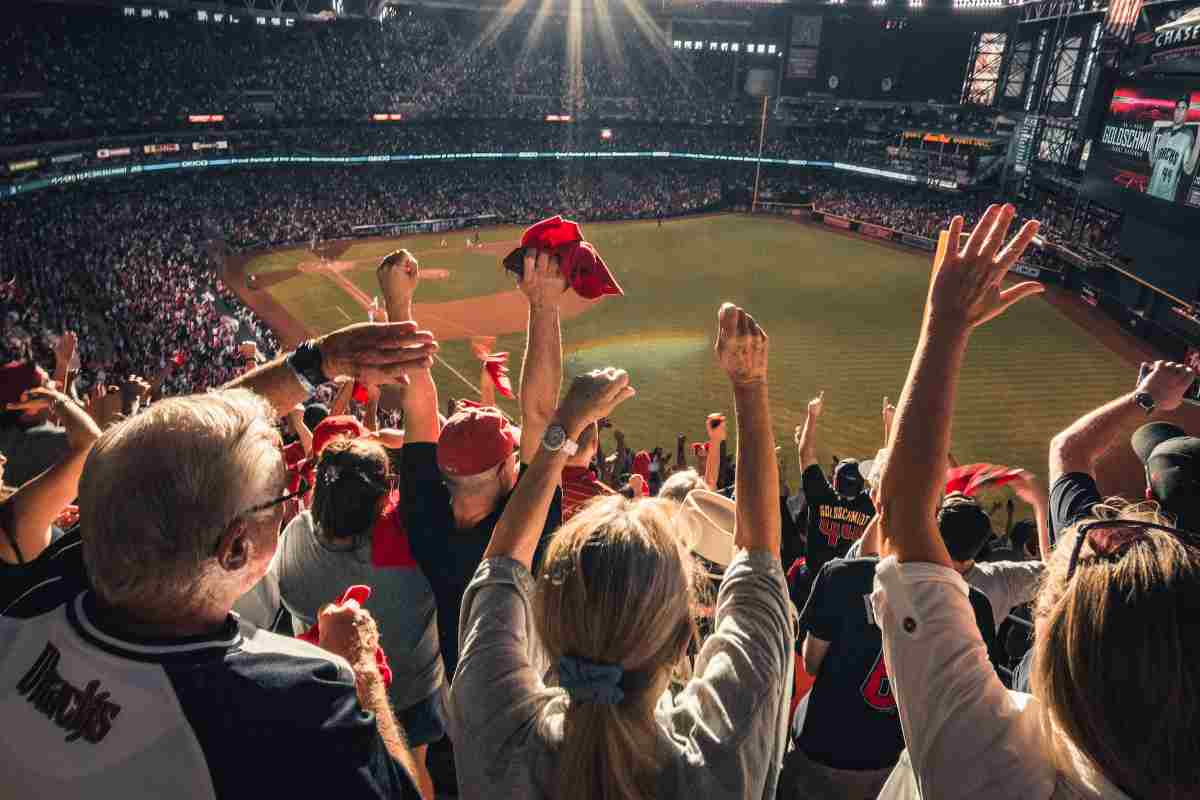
[1147,96,1200,201]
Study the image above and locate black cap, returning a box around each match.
[937,493,993,562]
[1131,422,1200,532]
[833,459,864,498]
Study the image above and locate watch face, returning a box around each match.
[544,425,566,449]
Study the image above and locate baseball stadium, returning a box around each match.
[5,0,1200,797]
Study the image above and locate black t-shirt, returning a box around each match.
[798,557,998,771]
[801,465,875,578]
[1049,472,1102,549]
[400,443,561,680]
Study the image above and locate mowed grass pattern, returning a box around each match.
[245,214,1132,483]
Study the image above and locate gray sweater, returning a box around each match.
[448,549,793,799]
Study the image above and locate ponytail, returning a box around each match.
[534,496,698,800]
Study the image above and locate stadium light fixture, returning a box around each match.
[872,0,888,7]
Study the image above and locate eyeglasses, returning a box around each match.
[238,478,310,518]
[1066,519,1191,579]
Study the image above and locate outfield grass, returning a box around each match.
[245,214,1131,504]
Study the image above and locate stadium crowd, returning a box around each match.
[3,199,1197,800]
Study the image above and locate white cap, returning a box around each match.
[674,489,736,575]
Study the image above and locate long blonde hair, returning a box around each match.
[533,496,698,800]
[1032,500,1200,799]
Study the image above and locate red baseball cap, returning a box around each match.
[0,361,44,407]
[511,215,624,301]
[437,406,520,477]
[292,415,370,493]
[312,415,368,458]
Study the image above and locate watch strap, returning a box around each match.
[1134,391,1156,414]
[287,339,330,395]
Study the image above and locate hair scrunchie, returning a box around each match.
[558,655,625,705]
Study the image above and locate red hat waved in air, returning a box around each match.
[503,215,624,300]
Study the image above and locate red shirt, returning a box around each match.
[561,466,616,521]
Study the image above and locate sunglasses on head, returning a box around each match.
[1066,519,1193,580]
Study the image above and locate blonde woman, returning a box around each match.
[873,204,1200,800]
[448,304,793,800]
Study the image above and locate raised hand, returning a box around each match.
[317,321,437,387]
[929,204,1043,330]
[707,412,727,442]
[714,303,768,386]
[54,331,78,370]
[83,384,123,430]
[317,599,380,667]
[555,368,636,432]
[11,387,102,446]
[120,375,152,413]
[376,249,419,307]
[1137,360,1196,412]
[882,395,896,441]
[518,249,567,310]
[1009,471,1046,506]
[808,391,825,418]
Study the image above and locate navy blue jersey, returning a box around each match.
[0,590,419,799]
[797,557,998,771]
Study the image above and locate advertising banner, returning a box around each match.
[823,215,851,229]
[859,222,894,240]
[1092,84,1200,207]
[1149,6,1200,73]
[143,143,181,155]
[7,159,39,173]
[50,152,84,164]
[901,233,936,251]
[97,147,132,159]
[787,15,822,79]
[191,141,229,151]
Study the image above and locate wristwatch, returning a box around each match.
[1134,391,1156,415]
[287,339,330,394]
[541,424,579,457]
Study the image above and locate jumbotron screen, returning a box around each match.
[1090,84,1200,208]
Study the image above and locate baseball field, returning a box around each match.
[234,213,1143,501]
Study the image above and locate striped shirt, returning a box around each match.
[561,466,616,520]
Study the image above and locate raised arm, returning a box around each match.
[329,378,355,417]
[1048,360,1194,484]
[796,392,823,472]
[224,321,436,415]
[287,405,314,455]
[377,250,440,444]
[484,369,635,569]
[317,601,424,798]
[879,204,1042,566]
[52,331,77,394]
[2,389,101,563]
[715,303,779,555]
[517,249,567,464]
[705,414,725,489]
[1010,472,1050,561]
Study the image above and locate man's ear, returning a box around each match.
[215,519,252,573]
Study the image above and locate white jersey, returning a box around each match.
[1148,126,1194,201]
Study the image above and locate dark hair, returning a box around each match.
[311,438,389,545]
[938,492,993,562]
[303,402,329,432]
[1010,519,1038,552]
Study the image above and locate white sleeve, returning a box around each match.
[870,556,1056,800]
